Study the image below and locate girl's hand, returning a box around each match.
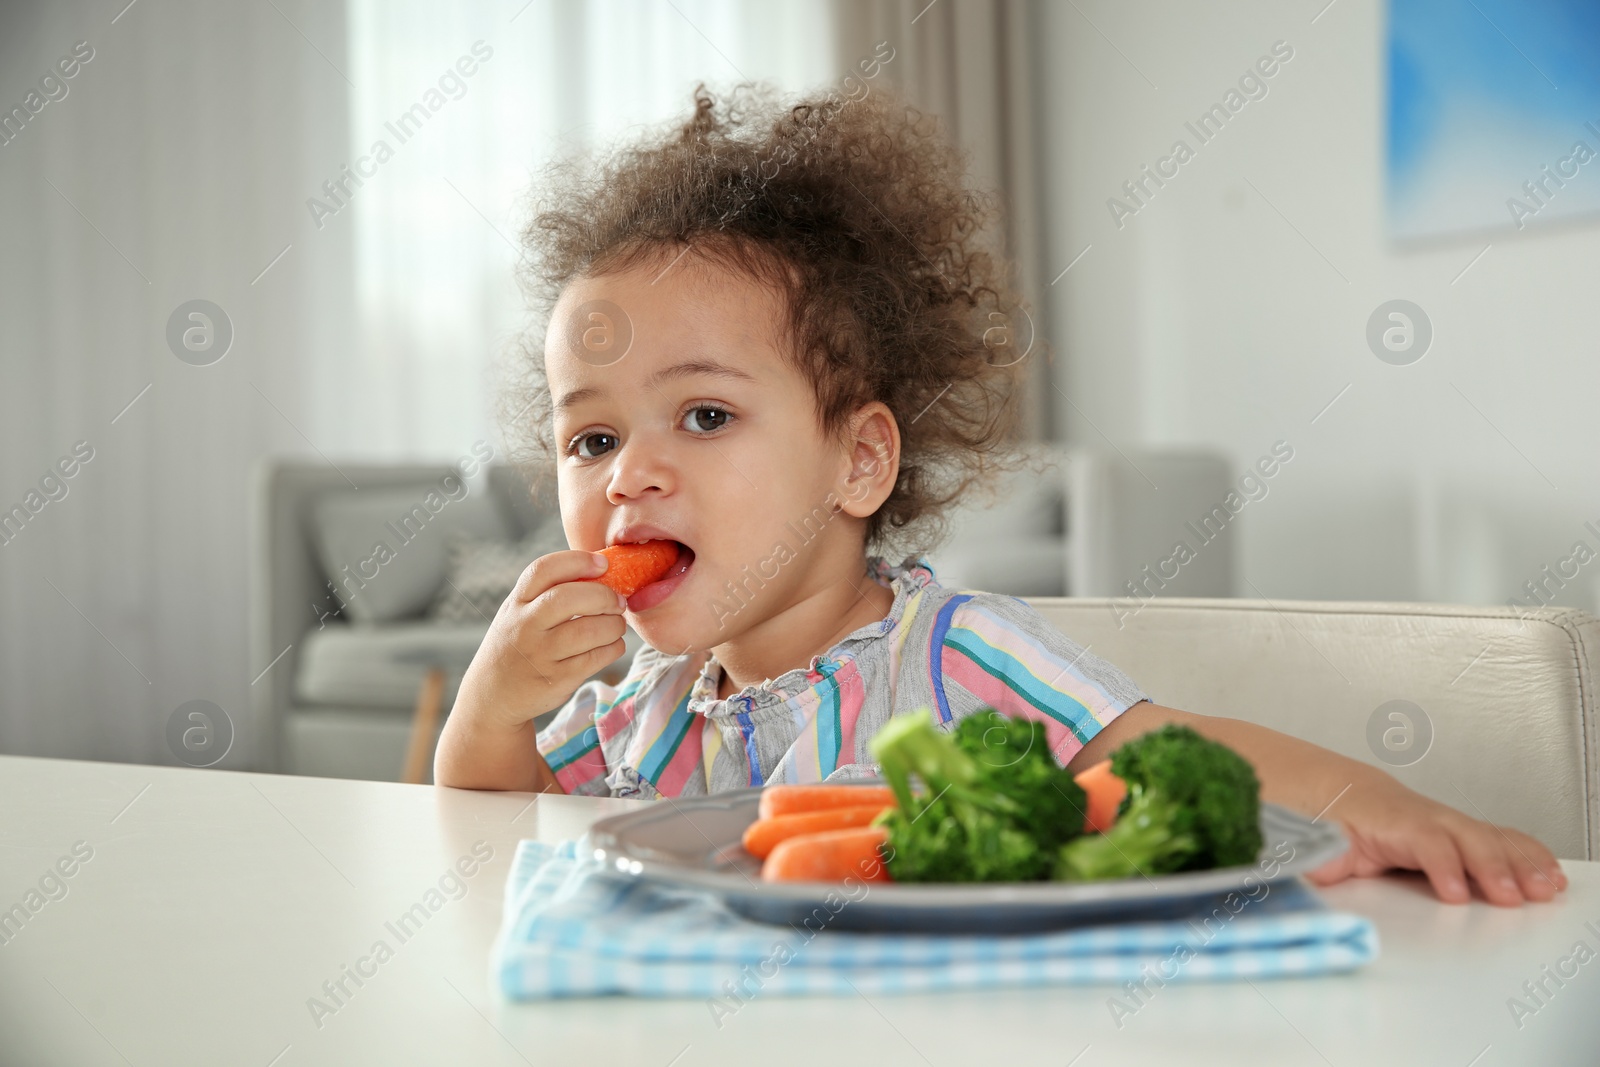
[1306,774,1569,906]
[454,549,628,732]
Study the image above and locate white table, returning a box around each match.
[1,756,1596,1066]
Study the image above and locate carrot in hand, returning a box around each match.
[742,804,892,859]
[1073,758,1128,834]
[761,826,892,883]
[588,541,680,598]
[757,784,898,821]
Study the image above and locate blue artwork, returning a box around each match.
[1387,0,1600,242]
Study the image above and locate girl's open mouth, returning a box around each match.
[625,542,695,612]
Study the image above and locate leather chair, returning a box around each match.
[1029,597,1599,860]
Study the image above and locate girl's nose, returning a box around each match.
[605,441,673,504]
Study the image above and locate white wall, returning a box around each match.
[1035,0,1600,611]
[0,0,359,766]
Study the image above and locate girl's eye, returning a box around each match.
[682,406,731,434]
[571,432,618,459]
[567,409,729,457]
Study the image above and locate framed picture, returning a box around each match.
[1386,0,1600,242]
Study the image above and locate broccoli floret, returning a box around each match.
[870,708,1087,883]
[1113,723,1264,869]
[1054,788,1196,880]
[1055,723,1262,880]
[1068,716,1267,883]
[951,711,1088,850]
[1049,780,1203,883]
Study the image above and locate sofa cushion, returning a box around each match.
[311,479,510,622]
[295,621,491,708]
[295,620,645,711]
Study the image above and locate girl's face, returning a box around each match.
[543,252,886,655]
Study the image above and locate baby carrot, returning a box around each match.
[757,784,898,821]
[1074,758,1129,834]
[761,826,893,883]
[586,541,680,598]
[741,804,892,860]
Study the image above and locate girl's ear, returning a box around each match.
[837,402,900,519]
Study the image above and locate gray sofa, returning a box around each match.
[252,446,1235,782]
[250,461,637,781]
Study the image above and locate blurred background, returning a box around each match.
[3,0,1597,779]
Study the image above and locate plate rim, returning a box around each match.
[586,786,1348,909]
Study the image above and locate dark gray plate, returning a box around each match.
[586,785,1349,933]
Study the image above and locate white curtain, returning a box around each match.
[832,0,1052,438]
[0,0,837,768]
[341,0,838,456]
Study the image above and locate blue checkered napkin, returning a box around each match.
[492,839,1379,999]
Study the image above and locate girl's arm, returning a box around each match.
[1068,700,1568,907]
[434,715,560,794]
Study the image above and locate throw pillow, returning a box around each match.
[312,478,510,623]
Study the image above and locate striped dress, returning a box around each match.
[535,557,1150,799]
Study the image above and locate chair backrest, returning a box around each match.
[1026,596,1599,860]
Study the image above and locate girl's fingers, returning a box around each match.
[1410,832,1471,904]
[1294,789,1564,907]
[1304,850,1355,887]
[1520,831,1568,892]
[513,549,608,602]
[1451,824,1524,907]
[1506,842,1558,902]
[544,612,627,661]
[533,577,626,625]
[1503,829,1565,901]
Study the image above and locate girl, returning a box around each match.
[436,83,1564,907]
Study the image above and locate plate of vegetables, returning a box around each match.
[586,711,1348,932]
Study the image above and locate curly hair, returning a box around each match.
[508,80,1031,553]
